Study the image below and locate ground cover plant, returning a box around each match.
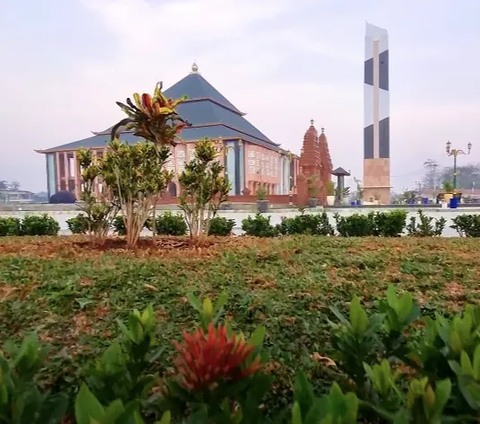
[1,236,480,422]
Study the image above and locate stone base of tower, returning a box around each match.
[363,158,391,204]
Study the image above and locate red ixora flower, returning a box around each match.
[173,323,262,391]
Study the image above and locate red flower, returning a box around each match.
[173,323,262,391]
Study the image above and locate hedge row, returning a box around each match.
[0,214,60,236]
[67,212,236,237]
[3,210,480,238]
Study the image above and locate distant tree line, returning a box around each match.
[0,180,21,191]
[422,160,480,191]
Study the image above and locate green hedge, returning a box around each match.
[0,214,60,236]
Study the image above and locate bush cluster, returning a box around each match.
[451,214,480,237]
[242,210,447,238]
[146,211,188,236]
[0,214,60,236]
[3,287,480,423]
[207,216,236,236]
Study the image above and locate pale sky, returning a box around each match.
[1,0,479,193]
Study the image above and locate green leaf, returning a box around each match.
[76,298,94,310]
[473,345,480,381]
[387,285,398,310]
[304,398,327,424]
[343,392,359,423]
[75,384,105,424]
[398,292,413,322]
[248,326,266,347]
[292,402,302,424]
[103,399,126,422]
[187,293,202,312]
[434,379,451,414]
[202,298,213,317]
[349,296,368,337]
[294,371,315,419]
[460,351,474,376]
[213,292,228,315]
[157,411,171,424]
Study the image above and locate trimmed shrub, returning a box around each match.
[277,212,334,236]
[406,210,446,237]
[334,212,376,237]
[0,217,21,236]
[112,216,127,235]
[66,214,89,234]
[335,210,407,237]
[451,214,480,237]
[241,214,278,237]
[208,216,235,236]
[21,214,60,236]
[146,211,188,236]
[374,210,407,237]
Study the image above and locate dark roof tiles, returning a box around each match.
[41,69,277,152]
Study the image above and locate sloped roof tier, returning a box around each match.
[164,73,242,114]
[39,66,277,152]
[40,124,279,153]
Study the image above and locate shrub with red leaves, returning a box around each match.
[173,323,262,391]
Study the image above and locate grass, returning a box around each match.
[1,235,480,409]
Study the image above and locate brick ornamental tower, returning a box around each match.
[363,22,391,204]
[297,120,333,205]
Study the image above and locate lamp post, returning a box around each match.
[446,141,472,193]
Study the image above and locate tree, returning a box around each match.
[439,163,480,191]
[0,181,8,190]
[76,149,118,244]
[178,138,230,238]
[8,181,20,191]
[422,159,440,191]
[101,140,173,247]
[76,83,186,247]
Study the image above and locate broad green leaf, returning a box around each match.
[473,345,480,380]
[434,379,451,413]
[141,304,154,327]
[292,402,302,424]
[157,411,171,424]
[327,383,344,416]
[75,384,105,424]
[398,293,413,322]
[294,371,315,418]
[103,399,125,422]
[349,297,368,337]
[304,398,328,424]
[450,331,463,354]
[343,392,359,423]
[187,293,202,312]
[202,298,213,317]
[248,326,266,347]
[128,315,144,344]
[214,292,228,314]
[460,351,474,376]
[387,285,398,310]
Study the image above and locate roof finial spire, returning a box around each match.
[321,127,325,134]
[191,61,199,73]
[310,119,314,126]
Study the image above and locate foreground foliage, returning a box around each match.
[1,236,480,422]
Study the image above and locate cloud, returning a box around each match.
[1,0,479,192]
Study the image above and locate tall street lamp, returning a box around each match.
[446,141,472,193]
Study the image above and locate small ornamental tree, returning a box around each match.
[77,149,118,244]
[178,138,230,238]
[100,140,174,248]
